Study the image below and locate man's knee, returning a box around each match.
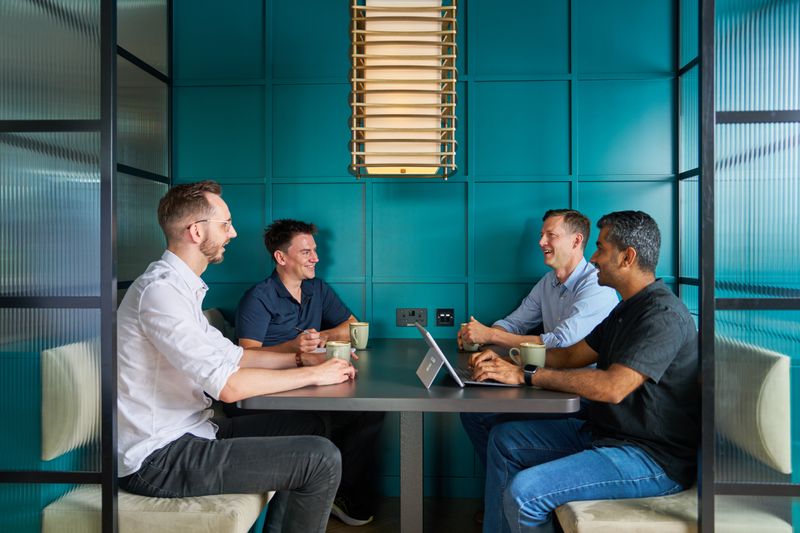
[503,474,552,528]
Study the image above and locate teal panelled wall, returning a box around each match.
[173,0,677,496]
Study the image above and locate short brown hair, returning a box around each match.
[157,180,221,241]
[264,219,318,259]
[543,209,591,249]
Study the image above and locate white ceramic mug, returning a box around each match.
[460,323,480,352]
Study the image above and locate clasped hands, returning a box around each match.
[457,316,494,349]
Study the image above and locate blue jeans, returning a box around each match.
[484,418,684,533]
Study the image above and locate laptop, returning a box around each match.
[414,323,522,389]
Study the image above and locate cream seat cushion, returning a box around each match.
[42,485,269,533]
[556,488,791,533]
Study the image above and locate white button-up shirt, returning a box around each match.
[117,250,243,476]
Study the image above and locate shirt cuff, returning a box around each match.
[539,332,561,349]
[492,319,518,334]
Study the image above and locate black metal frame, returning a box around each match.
[697,0,800,530]
[0,1,172,531]
[699,0,715,531]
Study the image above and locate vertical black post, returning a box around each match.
[100,0,118,531]
[168,0,174,186]
[698,0,715,531]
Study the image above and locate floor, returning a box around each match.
[326,497,483,533]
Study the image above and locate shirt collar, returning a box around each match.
[552,257,589,291]
[162,250,208,296]
[270,269,312,303]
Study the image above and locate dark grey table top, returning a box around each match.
[240,338,581,413]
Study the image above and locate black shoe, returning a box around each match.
[331,495,374,526]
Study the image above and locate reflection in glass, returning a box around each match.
[0,308,101,473]
[0,1,100,120]
[715,123,799,298]
[118,0,168,75]
[679,66,698,173]
[715,495,794,532]
[715,311,797,485]
[0,133,100,297]
[117,173,167,281]
[0,483,90,533]
[118,56,169,176]
[679,176,698,279]
[716,1,799,112]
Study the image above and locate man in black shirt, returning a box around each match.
[471,211,699,533]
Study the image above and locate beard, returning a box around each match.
[200,236,226,264]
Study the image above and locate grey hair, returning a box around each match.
[597,211,661,273]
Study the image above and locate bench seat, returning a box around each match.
[42,485,270,533]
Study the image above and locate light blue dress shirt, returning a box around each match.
[493,258,619,348]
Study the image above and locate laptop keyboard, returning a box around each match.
[454,366,475,381]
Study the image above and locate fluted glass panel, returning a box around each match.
[715,495,794,532]
[118,56,169,176]
[716,0,800,112]
[0,133,100,296]
[0,1,100,120]
[715,310,797,484]
[0,483,89,533]
[679,65,699,173]
[680,0,698,66]
[118,172,167,281]
[0,309,101,473]
[118,0,168,75]
[715,123,800,298]
[679,176,698,278]
[679,284,698,316]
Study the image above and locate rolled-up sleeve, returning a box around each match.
[138,282,243,400]
[493,281,544,334]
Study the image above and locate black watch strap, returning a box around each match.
[523,364,539,386]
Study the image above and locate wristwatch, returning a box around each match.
[523,364,539,386]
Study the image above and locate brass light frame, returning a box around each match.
[349,0,458,179]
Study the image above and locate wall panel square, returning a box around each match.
[474,282,538,328]
[577,79,674,175]
[578,180,675,278]
[173,0,264,80]
[373,183,466,278]
[272,183,365,279]
[474,82,570,176]
[203,283,257,320]
[471,0,569,76]
[174,86,265,179]
[328,283,366,321]
[576,0,673,74]
[273,84,351,178]
[202,184,268,284]
[372,284,467,338]
[271,0,349,79]
[474,182,570,279]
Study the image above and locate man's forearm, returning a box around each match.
[321,315,357,343]
[219,367,317,402]
[532,367,623,403]
[240,348,298,369]
[487,326,542,349]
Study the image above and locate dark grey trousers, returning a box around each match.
[119,413,341,533]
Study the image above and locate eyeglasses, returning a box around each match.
[187,219,233,230]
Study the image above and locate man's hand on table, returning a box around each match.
[469,348,524,385]
[310,357,356,385]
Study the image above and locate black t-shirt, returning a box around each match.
[583,279,699,487]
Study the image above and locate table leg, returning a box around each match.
[399,411,423,533]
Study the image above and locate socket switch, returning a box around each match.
[396,307,427,327]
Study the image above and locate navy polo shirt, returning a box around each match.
[235,270,352,347]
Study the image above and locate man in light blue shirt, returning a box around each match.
[459,209,618,350]
[460,209,618,478]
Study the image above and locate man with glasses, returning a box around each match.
[117,181,355,533]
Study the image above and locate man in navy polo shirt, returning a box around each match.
[236,219,384,527]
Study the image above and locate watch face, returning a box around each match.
[524,364,539,372]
